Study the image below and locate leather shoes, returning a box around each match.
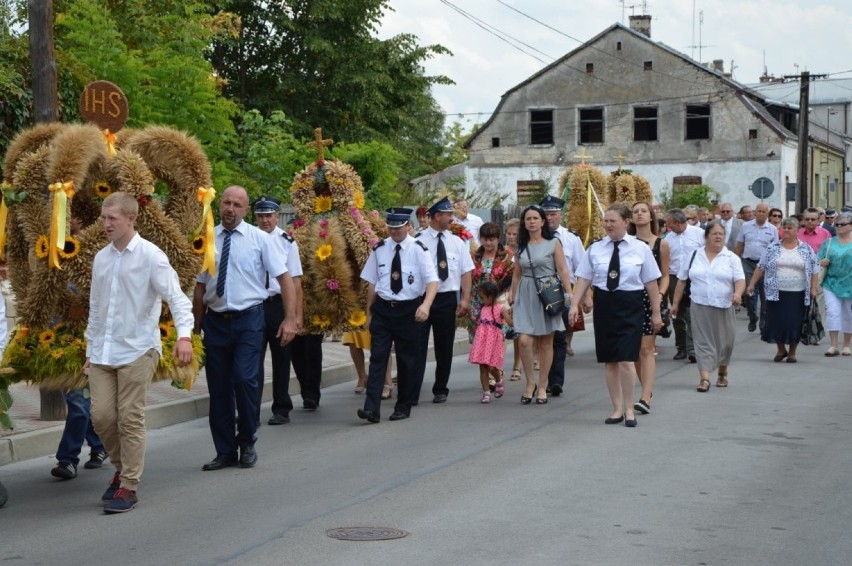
[673,351,687,360]
[303,399,318,410]
[688,353,697,363]
[550,384,563,397]
[239,446,257,468]
[432,394,448,404]
[202,454,238,471]
[267,414,290,425]
[388,411,408,421]
[605,415,625,425]
[357,409,380,423]
[748,320,757,332]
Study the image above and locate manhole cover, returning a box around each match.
[326,527,409,541]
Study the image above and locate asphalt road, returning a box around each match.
[1,322,851,566]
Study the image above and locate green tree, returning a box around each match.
[659,184,719,210]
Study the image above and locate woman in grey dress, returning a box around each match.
[509,205,573,405]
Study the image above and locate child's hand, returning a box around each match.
[502,305,513,326]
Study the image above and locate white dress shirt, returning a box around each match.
[677,247,745,308]
[86,233,194,365]
[265,226,303,297]
[554,225,586,284]
[666,224,705,275]
[361,236,438,301]
[197,221,287,312]
[416,227,475,293]
[576,235,661,291]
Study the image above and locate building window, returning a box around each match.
[685,104,711,140]
[586,63,594,73]
[616,41,622,51]
[634,106,658,141]
[579,107,604,144]
[529,109,554,145]
[643,61,652,71]
[748,129,757,140]
[492,137,500,148]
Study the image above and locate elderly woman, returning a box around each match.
[509,205,573,405]
[671,221,745,392]
[570,204,662,427]
[818,210,852,356]
[747,217,819,362]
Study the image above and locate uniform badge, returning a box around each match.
[608,270,619,279]
[407,273,414,285]
[438,260,448,269]
[392,272,401,281]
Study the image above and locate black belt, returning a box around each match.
[208,303,263,319]
[744,257,760,263]
[436,291,457,296]
[376,297,420,308]
[264,294,282,304]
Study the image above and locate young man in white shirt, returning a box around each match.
[86,192,195,513]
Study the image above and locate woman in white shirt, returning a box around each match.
[671,222,745,392]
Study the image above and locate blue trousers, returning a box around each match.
[56,388,105,467]
[202,306,264,458]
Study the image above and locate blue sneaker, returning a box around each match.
[101,471,121,502]
[103,488,137,513]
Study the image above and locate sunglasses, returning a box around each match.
[770,214,782,218]
[836,222,851,227]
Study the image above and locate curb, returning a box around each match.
[0,337,471,467]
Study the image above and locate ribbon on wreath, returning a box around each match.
[196,186,217,275]
[47,181,75,269]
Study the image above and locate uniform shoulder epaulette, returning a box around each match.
[281,232,294,243]
[569,229,580,237]
[414,232,423,238]
[372,240,386,251]
[415,240,428,251]
[591,237,604,244]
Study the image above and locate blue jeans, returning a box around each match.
[55,388,106,467]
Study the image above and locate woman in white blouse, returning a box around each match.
[671,222,745,392]
[746,217,818,363]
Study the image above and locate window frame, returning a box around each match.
[578,106,605,145]
[529,109,554,146]
[685,104,711,140]
[633,105,658,142]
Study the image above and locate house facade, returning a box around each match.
[462,17,802,212]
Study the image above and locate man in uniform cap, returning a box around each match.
[253,196,303,426]
[413,197,474,404]
[539,195,585,396]
[822,208,837,236]
[357,208,438,423]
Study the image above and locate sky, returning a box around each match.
[378,0,852,129]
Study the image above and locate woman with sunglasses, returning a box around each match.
[818,211,852,356]
[768,208,784,236]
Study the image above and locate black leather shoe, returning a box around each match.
[748,320,757,332]
[202,454,238,471]
[239,446,257,468]
[432,394,448,404]
[688,354,697,363]
[303,399,318,410]
[550,384,562,397]
[410,400,419,406]
[267,414,290,425]
[625,418,638,428]
[357,409,380,423]
[388,411,408,421]
[605,415,625,425]
[673,351,687,360]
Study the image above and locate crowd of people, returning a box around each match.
[3,191,851,514]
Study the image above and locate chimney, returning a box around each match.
[712,59,724,73]
[629,14,651,38]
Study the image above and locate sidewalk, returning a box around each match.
[0,329,471,466]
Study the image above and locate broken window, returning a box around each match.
[579,107,604,144]
[586,63,594,73]
[492,137,500,148]
[529,109,554,145]
[685,104,711,140]
[634,106,658,141]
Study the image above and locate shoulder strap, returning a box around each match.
[686,250,697,277]
[415,240,428,251]
[652,237,662,254]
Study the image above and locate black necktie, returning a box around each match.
[391,244,403,294]
[216,229,232,297]
[436,233,448,281]
[607,240,621,291]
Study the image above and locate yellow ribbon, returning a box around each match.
[584,175,593,247]
[196,187,217,276]
[48,181,75,269]
[0,183,10,259]
[103,129,117,157]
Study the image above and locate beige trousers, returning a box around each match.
[90,349,160,491]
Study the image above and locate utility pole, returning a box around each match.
[784,71,827,213]
[29,0,58,124]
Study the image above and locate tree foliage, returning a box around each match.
[660,184,719,210]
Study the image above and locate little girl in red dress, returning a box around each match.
[468,281,508,403]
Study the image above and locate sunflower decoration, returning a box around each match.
[191,234,205,255]
[58,235,80,260]
[34,235,49,259]
[348,310,367,328]
[288,128,382,335]
[38,329,56,347]
[93,180,112,199]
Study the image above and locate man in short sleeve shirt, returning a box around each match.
[735,202,779,332]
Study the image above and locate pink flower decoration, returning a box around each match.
[326,278,340,291]
[318,230,328,238]
[319,219,329,228]
[293,219,305,229]
[369,238,379,247]
[362,227,371,234]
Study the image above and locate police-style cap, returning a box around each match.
[842,206,852,213]
[539,195,565,211]
[825,208,837,217]
[385,207,413,228]
[254,195,281,214]
[428,197,454,215]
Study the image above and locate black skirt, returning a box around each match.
[592,288,645,363]
[762,290,806,345]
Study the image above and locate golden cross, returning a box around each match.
[573,147,593,164]
[614,151,628,170]
[307,128,334,163]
